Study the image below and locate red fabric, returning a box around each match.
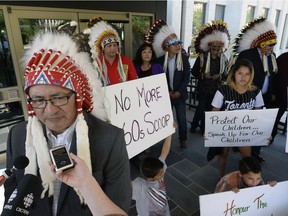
[103,54,138,85]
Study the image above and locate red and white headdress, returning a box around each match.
[22,30,108,201]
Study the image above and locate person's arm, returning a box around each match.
[126,57,138,80]
[160,135,172,161]
[50,153,127,216]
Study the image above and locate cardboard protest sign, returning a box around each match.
[102,73,175,159]
[200,181,288,216]
[205,109,278,147]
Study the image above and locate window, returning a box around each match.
[246,5,255,23]
[261,8,269,18]
[215,4,225,20]
[131,15,153,59]
[193,2,206,34]
[282,14,288,49]
[275,9,281,27]
[0,10,17,88]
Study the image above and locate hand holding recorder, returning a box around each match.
[49,152,127,216]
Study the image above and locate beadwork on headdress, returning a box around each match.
[193,20,230,55]
[233,17,277,55]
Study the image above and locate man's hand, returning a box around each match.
[212,74,220,80]
[170,91,181,99]
[49,153,90,190]
[204,73,212,79]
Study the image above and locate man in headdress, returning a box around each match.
[146,20,191,148]
[190,20,230,134]
[234,17,278,162]
[86,17,138,86]
[4,30,132,215]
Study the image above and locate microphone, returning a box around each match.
[2,174,41,216]
[0,156,29,186]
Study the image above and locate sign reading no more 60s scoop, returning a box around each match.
[102,73,175,159]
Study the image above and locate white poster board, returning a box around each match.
[205,109,278,147]
[286,117,288,153]
[200,181,288,216]
[103,73,175,159]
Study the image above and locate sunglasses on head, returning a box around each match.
[268,43,277,47]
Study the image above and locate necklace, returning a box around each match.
[141,63,151,71]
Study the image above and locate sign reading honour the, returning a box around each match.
[200,181,288,216]
[103,73,175,159]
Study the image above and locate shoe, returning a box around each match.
[180,141,188,148]
[254,154,265,163]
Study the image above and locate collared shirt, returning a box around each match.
[168,55,176,90]
[46,120,77,216]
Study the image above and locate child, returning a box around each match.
[215,156,277,193]
[132,135,172,216]
[207,59,265,178]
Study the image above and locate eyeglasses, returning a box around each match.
[28,92,74,109]
[268,43,276,47]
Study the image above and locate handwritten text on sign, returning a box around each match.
[103,73,175,159]
[204,109,278,147]
[200,181,288,216]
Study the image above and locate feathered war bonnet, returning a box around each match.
[145,19,183,72]
[22,21,108,202]
[85,17,125,85]
[232,17,277,74]
[192,20,230,74]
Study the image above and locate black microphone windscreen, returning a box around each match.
[2,174,41,216]
[13,156,29,170]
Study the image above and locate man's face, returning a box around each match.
[166,43,181,56]
[103,42,119,59]
[210,46,223,58]
[28,85,77,135]
[264,43,276,56]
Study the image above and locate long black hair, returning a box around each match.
[134,43,157,66]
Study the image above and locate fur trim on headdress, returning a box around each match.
[22,30,109,203]
[193,20,230,55]
[233,17,277,55]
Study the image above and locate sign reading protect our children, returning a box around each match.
[102,73,175,159]
[204,109,278,147]
[199,181,288,216]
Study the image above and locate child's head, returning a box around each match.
[140,157,165,181]
[227,59,255,91]
[239,156,262,187]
